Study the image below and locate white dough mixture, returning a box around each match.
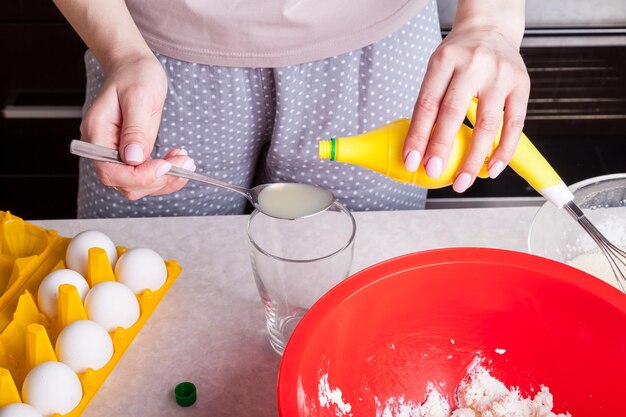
[376,366,570,417]
[318,362,571,417]
[567,248,625,290]
[563,205,625,290]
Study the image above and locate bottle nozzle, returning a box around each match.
[318,139,335,160]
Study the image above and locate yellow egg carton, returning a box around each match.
[0,211,182,416]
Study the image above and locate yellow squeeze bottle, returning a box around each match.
[318,118,485,190]
[318,99,575,208]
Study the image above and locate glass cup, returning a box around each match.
[246,201,356,355]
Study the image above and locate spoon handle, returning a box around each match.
[69,140,253,199]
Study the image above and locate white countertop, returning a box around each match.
[33,206,540,417]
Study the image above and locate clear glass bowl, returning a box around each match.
[528,173,626,288]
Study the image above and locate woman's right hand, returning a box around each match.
[51,0,194,199]
[80,53,195,200]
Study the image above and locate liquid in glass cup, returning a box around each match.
[247,201,356,355]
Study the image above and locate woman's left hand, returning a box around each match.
[402,0,530,193]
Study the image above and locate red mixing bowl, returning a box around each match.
[278,248,626,416]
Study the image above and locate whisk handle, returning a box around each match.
[465,98,574,208]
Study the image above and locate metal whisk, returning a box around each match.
[563,200,626,292]
[461,98,626,290]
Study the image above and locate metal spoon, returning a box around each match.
[69,140,336,220]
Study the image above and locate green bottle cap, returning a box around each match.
[174,382,197,407]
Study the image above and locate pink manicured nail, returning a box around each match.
[404,150,421,172]
[182,158,195,170]
[425,157,443,178]
[155,162,172,178]
[124,143,144,163]
[453,172,472,193]
[178,148,188,156]
[488,161,505,179]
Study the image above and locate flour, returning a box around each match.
[378,396,420,417]
[382,365,572,417]
[375,366,571,417]
[377,383,450,417]
[317,360,571,417]
[453,366,570,417]
[420,383,452,417]
[318,373,352,416]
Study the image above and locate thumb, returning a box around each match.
[118,89,162,165]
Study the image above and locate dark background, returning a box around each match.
[1,1,86,219]
[1,1,625,219]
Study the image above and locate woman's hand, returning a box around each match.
[402,0,530,193]
[80,54,194,200]
[53,0,194,199]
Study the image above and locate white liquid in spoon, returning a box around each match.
[257,183,335,219]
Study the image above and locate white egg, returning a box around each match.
[66,230,118,277]
[115,247,167,294]
[37,269,89,319]
[0,403,43,417]
[55,320,114,373]
[84,281,140,331]
[22,361,82,417]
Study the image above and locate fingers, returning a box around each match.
[150,150,196,196]
[425,79,475,180]
[95,159,170,200]
[453,93,505,192]
[403,58,454,172]
[83,85,174,199]
[80,55,175,198]
[118,87,163,165]
[84,88,184,200]
[404,49,478,179]
[488,86,530,179]
[404,31,530,194]
[80,86,122,148]
[101,149,195,200]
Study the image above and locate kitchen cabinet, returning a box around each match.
[0,1,86,220]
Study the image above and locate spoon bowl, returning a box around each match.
[69,140,336,220]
